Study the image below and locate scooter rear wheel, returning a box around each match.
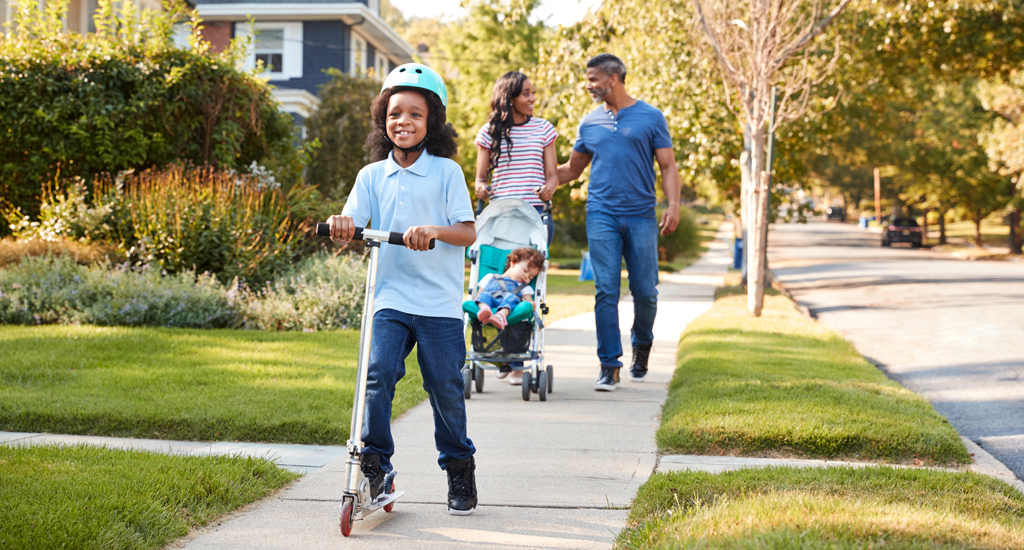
[340,499,354,537]
[384,482,396,513]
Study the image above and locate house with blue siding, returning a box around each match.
[193,0,416,128]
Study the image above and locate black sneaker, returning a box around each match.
[629,344,652,382]
[361,453,386,501]
[594,366,619,391]
[446,456,477,515]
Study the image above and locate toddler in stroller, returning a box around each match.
[462,198,553,402]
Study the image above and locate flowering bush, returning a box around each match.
[0,251,367,331]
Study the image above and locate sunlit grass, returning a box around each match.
[0,444,296,550]
[620,467,1024,549]
[0,325,426,444]
[658,288,970,465]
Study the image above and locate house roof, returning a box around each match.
[194,1,415,64]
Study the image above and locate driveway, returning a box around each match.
[767,220,1024,480]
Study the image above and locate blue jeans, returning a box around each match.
[477,291,522,314]
[586,210,659,368]
[361,309,475,471]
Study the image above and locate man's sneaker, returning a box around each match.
[629,344,653,382]
[361,453,386,501]
[594,366,619,391]
[446,456,477,515]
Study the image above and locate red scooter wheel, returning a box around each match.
[384,482,396,513]
[340,500,354,537]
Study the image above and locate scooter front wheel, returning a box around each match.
[340,499,354,537]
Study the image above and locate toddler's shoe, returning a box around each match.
[488,311,507,330]
[507,370,523,386]
[476,303,492,324]
[496,365,511,379]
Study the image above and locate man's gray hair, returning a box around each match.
[586,53,627,84]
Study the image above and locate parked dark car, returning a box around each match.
[825,206,846,222]
[882,217,923,248]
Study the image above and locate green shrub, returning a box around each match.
[0,0,300,226]
[0,251,368,330]
[239,251,367,331]
[658,205,700,261]
[304,70,380,200]
[0,255,236,328]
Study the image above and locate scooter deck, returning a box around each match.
[354,490,405,518]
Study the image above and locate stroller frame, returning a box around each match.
[461,198,553,402]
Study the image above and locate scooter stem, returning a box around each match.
[346,240,381,493]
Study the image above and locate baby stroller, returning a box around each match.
[462,198,553,402]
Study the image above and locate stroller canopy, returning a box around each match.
[473,198,548,255]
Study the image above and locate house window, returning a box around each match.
[374,55,388,80]
[350,32,367,77]
[255,29,284,73]
[237,22,303,80]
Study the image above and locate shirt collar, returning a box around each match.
[384,150,435,177]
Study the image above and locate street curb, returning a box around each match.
[769,274,1024,496]
[962,436,1024,496]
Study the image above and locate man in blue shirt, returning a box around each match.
[557,53,682,392]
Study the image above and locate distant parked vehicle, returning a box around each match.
[882,217,923,248]
[825,206,846,222]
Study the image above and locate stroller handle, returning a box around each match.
[316,223,435,250]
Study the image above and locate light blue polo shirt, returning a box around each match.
[342,151,474,319]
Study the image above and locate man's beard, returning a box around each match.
[588,87,609,103]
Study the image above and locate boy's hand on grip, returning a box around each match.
[404,226,438,251]
[327,215,355,245]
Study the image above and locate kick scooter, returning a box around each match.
[315,222,434,537]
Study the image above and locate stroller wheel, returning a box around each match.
[546,365,554,393]
[521,371,532,401]
[474,366,484,393]
[537,371,548,402]
[462,367,472,399]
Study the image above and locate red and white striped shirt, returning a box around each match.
[475,117,557,208]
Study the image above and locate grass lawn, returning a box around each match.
[0,325,426,445]
[619,466,1024,549]
[0,444,296,550]
[929,218,1010,248]
[658,286,970,465]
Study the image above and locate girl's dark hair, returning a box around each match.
[363,87,459,162]
[485,71,529,177]
[505,247,545,272]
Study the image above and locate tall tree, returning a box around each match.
[977,69,1024,253]
[690,0,853,316]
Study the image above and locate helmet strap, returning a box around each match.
[387,135,429,161]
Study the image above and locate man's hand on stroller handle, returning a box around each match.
[318,218,435,250]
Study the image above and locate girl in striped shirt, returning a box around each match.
[474,71,559,243]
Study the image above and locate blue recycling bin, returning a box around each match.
[858,215,875,229]
[732,237,743,269]
[579,251,595,281]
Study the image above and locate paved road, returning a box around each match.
[768,221,1024,480]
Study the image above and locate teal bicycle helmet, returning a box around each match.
[381,63,448,109]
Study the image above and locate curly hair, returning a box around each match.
[363,87,459,162]
[505,247,546,272]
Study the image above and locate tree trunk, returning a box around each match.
[938,207,948,245]
[739,138,752,286]
[1010,207,1022,255]
[973,215,983,247]
[922,208,930,248]
[746,124,768,317]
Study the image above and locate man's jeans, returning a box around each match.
[361,309,475,471]
[586,210,659,369]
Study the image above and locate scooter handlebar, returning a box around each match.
[316,223,435,250]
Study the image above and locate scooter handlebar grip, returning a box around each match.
[316,223,434,249]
